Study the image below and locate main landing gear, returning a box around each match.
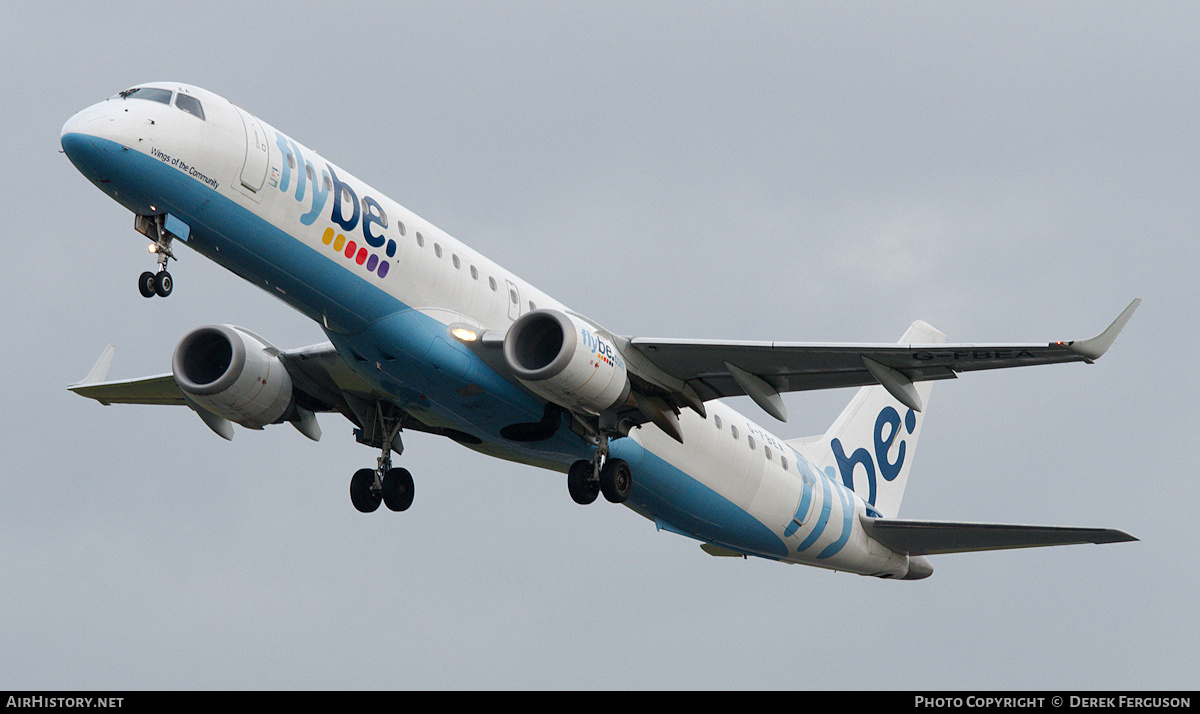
[350,465,414,513]
[567,435,633,506]
[349,405,414,513]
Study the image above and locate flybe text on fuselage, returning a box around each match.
[274,132,394,280]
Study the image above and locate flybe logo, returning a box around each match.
[786,406,916,559]
[274,132,394,280]
[581,328,623,369]
[830,406,917,509]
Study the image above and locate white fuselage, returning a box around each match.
[62,83,919,578]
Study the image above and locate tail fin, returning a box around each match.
[788,321,945,518]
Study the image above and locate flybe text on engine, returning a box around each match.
[503,310,631,415]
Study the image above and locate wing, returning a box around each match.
[69,341,393,443]
[862,518,1138,556]
[68,342,375,411]
[68,339,484,446]
[66,344,184,405]
[68,351,185,405]
[624,299,1140,421]
[69,374,184,405]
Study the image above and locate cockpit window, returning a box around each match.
[118,87,172,104]
[174,94,205,120]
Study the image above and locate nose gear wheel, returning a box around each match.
[135,214,176,298]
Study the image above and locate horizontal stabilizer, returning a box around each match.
[863,518,1137,556]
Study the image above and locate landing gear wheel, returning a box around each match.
[600,458,633,504]
[153,271,173,297]
[381,467,414,512]
[350,468,382,513]
[567,459,600,505]
[138,272,157,298]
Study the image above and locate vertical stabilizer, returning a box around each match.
[788,321,945,518]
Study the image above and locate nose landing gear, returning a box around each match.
[138,269,173,298]
[135,214,176,298]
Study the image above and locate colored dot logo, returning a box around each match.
[322,227,389,279]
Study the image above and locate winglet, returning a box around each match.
[1069,298,1141,361]
[74,344,116,387]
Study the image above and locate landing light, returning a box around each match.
[148,244,158,253]
[450,327,479,343]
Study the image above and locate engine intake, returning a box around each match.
[172,325,295,428]
[504,309,630,415]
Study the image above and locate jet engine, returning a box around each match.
[172,325,295,429]
[503,309,631,416]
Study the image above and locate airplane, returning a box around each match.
[61,82,1138,580]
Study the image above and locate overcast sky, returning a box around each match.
[2,1,1196,690]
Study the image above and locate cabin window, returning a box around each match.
[781,456,789,471]
[764,445,772,461]
[529,301,537,311]
[323,175,333,191]
[305,164,314,181]
[398,221,406,236]
[120,87,172,104]
[730,426,739,440]
[489,277,497,291]
[714,415,722,429]
[434,243,443,258]
[416,232,424,247]
[174,94,205,120]
[452,254,461,269]
[286,153,295,170]
[470,266,479,280]
[748,436,756,450]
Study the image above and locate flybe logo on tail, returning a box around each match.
[830,406,917,508]
[274,132,394,280]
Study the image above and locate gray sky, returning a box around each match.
[3,1,1196,689]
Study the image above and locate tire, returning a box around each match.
[138,272,157,298]
[350,468,381,513]
[567,460,599,505]
[382,467,414,512]
[600,458,633,504]
[153,271,173,297]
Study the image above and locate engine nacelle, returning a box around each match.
[172,325,294,429]
[503,309,631,416]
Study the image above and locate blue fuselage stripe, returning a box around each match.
[64,131,793,561]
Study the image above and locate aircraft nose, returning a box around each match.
[62,101,112,138]
[61,108,86,139]
[61,102,119,177]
